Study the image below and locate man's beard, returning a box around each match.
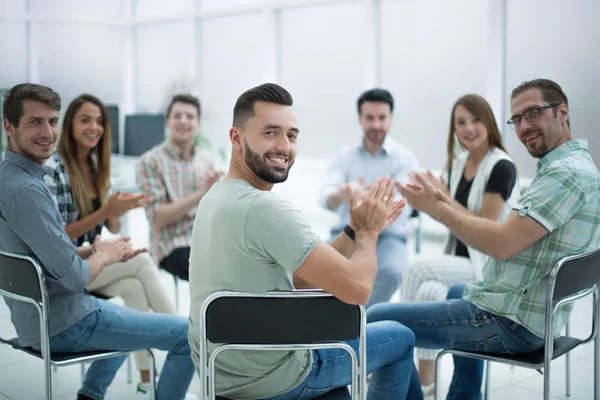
[523,131,550,158]
[244,141,293,184]
[365,129,387,147]
[13,128,54,163]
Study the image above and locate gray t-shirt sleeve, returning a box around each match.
[245,193,320,274]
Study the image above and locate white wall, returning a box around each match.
[199,11,277,151]
[1,0,598,176]
[505,0,600,177]
[381,0,498,171]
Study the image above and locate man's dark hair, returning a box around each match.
[166,94,201,119]
[233,83,293,128]
[357,88,394,114]
[3,83,61,127]
[511,78,570,127]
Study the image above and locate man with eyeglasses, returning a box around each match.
[366,78,600,399]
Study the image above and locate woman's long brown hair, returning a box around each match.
[57,94,111,217]
[444,94,508,173]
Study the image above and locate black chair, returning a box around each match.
[0,250,156,399]
[434,248,600,400]
[199,290,366,400]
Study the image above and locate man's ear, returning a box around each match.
[229,127,243,151]
[558,104,569,125]
[3,119,14,146]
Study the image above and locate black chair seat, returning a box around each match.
[88,291,112,301]
[215,386,350,400]
[450,336,582,367]
[0,337,124,363]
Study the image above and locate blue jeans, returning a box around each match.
[367,299,545,400]
[447,283,466,300]
[32,297,194,400]
[263,321,421,400]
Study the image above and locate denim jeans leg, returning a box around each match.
[367,299,504,399]
[36,297,194,400]
[366,236,407,308]
[264,320,416,400]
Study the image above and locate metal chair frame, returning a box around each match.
[434,249,600,400]
[198,290,367,400]
[0,249,156,399]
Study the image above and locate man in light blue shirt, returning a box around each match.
[321,89,419,307]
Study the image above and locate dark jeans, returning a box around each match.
[160,247,190,281]
[368,298,545,400]
[263,321,420,400]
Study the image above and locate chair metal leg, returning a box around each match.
[434,353,442,400]
[147,349,157,400]
[565,321,571,397]
[543,358,551,400]
[173,275,180,312]
[484,361,490,399]
[80,363,86,382]
[127,354,132,384]
[596,309,600,400]
[45,359,52,400]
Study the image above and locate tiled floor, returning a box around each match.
[0,211,597,399]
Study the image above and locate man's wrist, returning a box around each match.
[355,229,379,243]
[342,224,355,241]
[433,202,452,224]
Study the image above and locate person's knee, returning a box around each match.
[366,302,395,323]
[371,320,415,361]
[447,283,466,300]
[120,278,145,299]
[169,317,191,355]
[135,253,157,270]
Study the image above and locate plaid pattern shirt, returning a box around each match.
[43,152,103,246]
[465,139,600,337]
[136,142,214,264]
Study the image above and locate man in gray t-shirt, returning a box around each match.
[189,83,418,400]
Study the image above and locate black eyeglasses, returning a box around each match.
[507,103,560,129]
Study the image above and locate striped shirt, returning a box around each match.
[43,152,103,245]
[465,139,600,337]
[136,142,214,263]
[0,151,95,346]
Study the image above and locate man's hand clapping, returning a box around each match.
[349,177,407,235]
[92,236,148,264]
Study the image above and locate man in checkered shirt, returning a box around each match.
[368,78,600,399]
[137,94,224,281]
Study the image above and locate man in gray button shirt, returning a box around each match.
[0,84,194,400]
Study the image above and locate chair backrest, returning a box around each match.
[553,247,600,302]
[0,250,44,304]
[205,294,360,344]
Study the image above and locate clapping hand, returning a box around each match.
[105,192,150,218]
[349,177,407,234]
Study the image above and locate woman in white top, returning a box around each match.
[401,94,518,395]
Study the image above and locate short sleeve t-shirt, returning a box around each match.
[188,179,320,399]
[454,160,517,258]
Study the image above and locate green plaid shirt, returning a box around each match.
[464,139,600,337]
